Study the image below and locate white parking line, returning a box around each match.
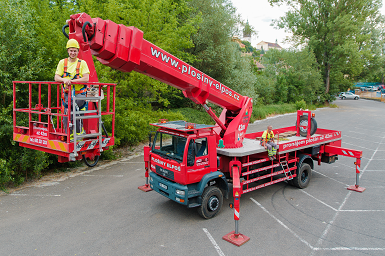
[9,194,61,197]
[250,197,314,249]
[313,247,385,251]
[310,133,385,255]
[202,228,225,256]
[301,190,385,212]
[251,198,385,253]
[345,130,367,135]
[312,170,348,186]
[342,134,380,142]
[342,142,376,151]
[333,162,355,170]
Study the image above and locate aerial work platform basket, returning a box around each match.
[12,81,116,167]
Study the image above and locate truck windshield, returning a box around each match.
[152,132,186,162]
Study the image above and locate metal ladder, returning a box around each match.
[71,94,103,158]
[280,160,293,180]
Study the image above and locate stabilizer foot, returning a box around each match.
[222,231,250,246]
[138,184,152,192]
[347,185,365,193]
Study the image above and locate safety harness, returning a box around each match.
[61,58,87,109]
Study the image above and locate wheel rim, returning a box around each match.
[299,120,308,133]
[301,169,308,183]
[208,196,219,211]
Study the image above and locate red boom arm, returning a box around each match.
[67,13,253,148]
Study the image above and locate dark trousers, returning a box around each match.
[63,93,87,134]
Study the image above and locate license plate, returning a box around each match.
[159,182,168,190]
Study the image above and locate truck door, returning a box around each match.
[186,137,211,183]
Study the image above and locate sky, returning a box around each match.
[231,0,385,49]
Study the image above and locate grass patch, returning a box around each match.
[251,103,297,122]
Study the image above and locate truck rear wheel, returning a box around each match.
[291,163,311,189]
[198,186,223,219]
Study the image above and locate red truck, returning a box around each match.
[13,13,365,246]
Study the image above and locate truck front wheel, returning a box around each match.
[198,186,223,219]
[291,163,311,189]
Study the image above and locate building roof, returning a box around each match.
[257,41,282,49]
[267,42,282,49]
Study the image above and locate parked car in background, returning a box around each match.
[340,92,360,100]
[363,86,379,91]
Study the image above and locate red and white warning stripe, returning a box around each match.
[234,208,240,220]
[76,138,111,151]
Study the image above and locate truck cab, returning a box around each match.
[147,120,229,218]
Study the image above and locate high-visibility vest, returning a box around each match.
[61,58,87,94]
[261,130,274,143]
[60,58,88,109]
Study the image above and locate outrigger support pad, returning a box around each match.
[138,167,152,192]
[138,184,152,192]
[223,227,250,247]
[347,172,366,192]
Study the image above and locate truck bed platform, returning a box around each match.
[217,127,342,157]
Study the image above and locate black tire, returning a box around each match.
[341,96,346,100]
[82,154,100,167]
[298,115,317,137]
[198,186,223,219]
[291,163,311,189]
[354,96,359,100]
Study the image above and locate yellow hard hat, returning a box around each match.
[66,39,80,49]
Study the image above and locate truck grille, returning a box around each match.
[155,165,174,180]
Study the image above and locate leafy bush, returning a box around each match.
[111,98,184,147]
[295,99,307,110]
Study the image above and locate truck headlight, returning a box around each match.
[175,189,185,196]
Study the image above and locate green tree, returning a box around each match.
[355,14,385,84]
[80,0,200,110]
[77,0,202,145]
[269,0,383,97]
[257,48,323,104]
[241,40,254,53]
[0,0,54,186]
[187,0,257,99]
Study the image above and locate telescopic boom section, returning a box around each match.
[67,13,253,148]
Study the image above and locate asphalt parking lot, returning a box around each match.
[0,99,384,256]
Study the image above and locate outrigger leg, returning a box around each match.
[347,157,366,192]
[325,145,366,192]
[223,161,250,246]
[138,145,153,192]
